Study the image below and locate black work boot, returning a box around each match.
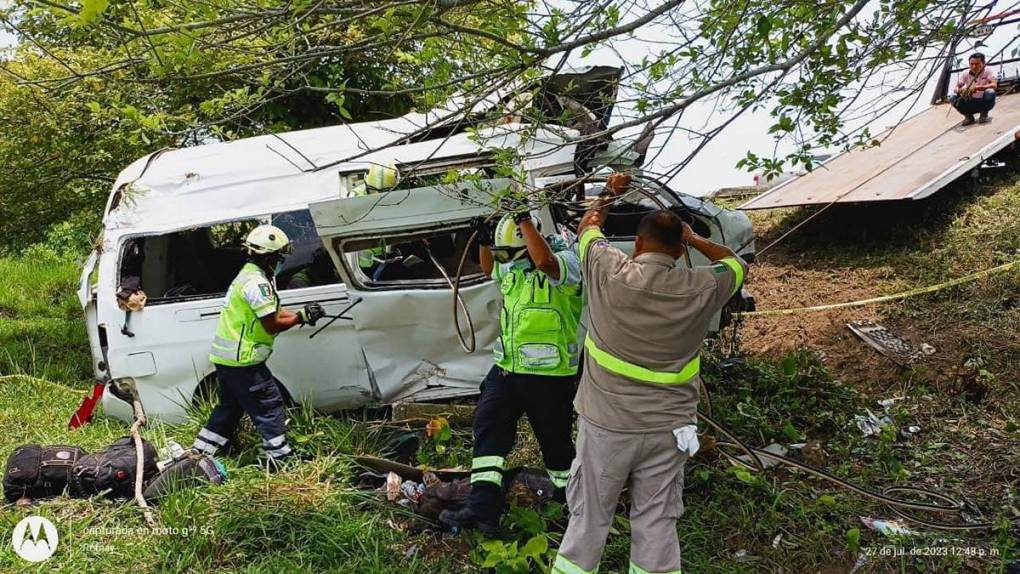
[439,507,499,536]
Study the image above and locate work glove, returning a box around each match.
[512,211,533,225]
[471,217,494,247]
[297,302,326,326]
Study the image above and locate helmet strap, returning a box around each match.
[252,252,282,276]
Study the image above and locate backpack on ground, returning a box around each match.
[3,445,87,502]
[71,436,158,499]
[142,452,226,502]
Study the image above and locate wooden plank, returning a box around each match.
[391,401,476,425]
[741,94,1020,210]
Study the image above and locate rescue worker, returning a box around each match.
[439,210,584,534]
[553,173,748,574]
[193,225,326,464]
[355,163,399,278]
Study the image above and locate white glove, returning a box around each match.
[672,425,700,457]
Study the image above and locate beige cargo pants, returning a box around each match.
[552,418,688,574]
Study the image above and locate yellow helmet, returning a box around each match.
[491,213,541,263]
[365,162,399,191]
[244,224,292,255]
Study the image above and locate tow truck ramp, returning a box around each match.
[741,93,1020,210]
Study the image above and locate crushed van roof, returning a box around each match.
[102,117,578,235]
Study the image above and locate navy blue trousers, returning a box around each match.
[952,90,996,116]
[468,365,578,522]
[194,363,292,461]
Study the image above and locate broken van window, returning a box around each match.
[272,210,342,290]
[342,154,498,196]
[341,226,484,288]
[119,210,340,304]
[548,180,712,239]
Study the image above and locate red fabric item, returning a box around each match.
[69,383,105,429]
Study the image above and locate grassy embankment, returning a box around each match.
[2,162,1019,572]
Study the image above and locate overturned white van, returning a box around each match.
[79,67,757,423]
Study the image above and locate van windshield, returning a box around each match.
[119,210,340,304]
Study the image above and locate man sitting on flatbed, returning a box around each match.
[952,52,998,126]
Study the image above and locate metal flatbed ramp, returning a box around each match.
[740,94,1020,210]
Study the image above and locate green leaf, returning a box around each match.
[79,0,109,25]
[520,535,548,559]
[782,420,804,442]
[782,355,798,377]
[509,507,544,535]
[846,527,861,555]
[733,468,755,484]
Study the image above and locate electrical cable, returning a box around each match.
[423,241,477,354]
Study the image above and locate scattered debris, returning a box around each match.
[401,480,425,503]
[386,472,403,501]
[900,425,922,439]
[877,396,906,409]
[848,552,869,574]
[771,533,783,548]
[847,320,933,366]
[358,456,556,526]
[403,544,420,561]
[735,443,787,469]
[854,409,894,437]
[860,516,918,537]
[732,549,751,562]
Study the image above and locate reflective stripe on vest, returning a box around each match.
[494,262,583,377]
[716,256,745,296]
[209,263,277,367]
[583,333,699,385]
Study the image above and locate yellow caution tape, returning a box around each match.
[738,259,1020,318]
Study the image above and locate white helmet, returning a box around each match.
[244,225,292,255]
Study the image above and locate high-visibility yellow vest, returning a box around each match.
[493,264,583,376]
[209,263,278,367]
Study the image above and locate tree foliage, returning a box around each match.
[1,0,980,253]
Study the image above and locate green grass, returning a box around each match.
[0,257,92,384]
[2,160,1020,574]
[0,376,469,573]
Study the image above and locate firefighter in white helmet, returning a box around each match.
[354,163,400,277]
[193,224,326,465]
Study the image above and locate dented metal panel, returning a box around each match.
[311,181,506,402]
[347,286,500,404]
[310,180,511,238]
